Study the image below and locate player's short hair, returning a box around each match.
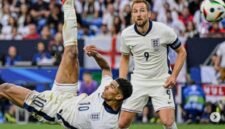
[131,0,151,11]
[115,78,133,100]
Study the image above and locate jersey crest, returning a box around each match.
[151,38,160,51]
[90,112,100,121]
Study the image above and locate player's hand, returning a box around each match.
[164,75,176,89]
[83,45,98,57]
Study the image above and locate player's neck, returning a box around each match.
[105,101,122,111]
[136,21,150,35]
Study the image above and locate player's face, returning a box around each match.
[132,3,150,27]
[102,83,122,101]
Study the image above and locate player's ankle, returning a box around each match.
[62,0,75,10]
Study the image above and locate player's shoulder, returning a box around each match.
[121,24,135,37]
[220,41,225,47]
[152,21,173,31]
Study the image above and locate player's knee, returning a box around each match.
[118,122,129,129]
[64,46,78,59]
[118,118,132,128]
[0,83,13,93]
[161,118,174,127]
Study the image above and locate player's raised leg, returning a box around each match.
[0,0,79,108]
[52,0,79,95]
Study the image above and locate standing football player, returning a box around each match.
[118,0,186,129]
[0,0,132,128]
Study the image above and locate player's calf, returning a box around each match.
[64,46,78,60]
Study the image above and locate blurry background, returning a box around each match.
[0,0,225,127]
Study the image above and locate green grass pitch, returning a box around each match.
[0,123,225,129]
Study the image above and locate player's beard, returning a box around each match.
[135,19,148,28]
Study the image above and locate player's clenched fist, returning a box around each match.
[83,45,98,57]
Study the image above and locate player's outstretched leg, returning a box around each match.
[0,83,32,107]
[52,0,79,95]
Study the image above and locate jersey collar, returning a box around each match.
[103,101,120,114]
[134,20,152,36]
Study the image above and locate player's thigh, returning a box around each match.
[51,81,78,96]
[151,87,175,112]
[55,46,79,84]
[24,90,73,122]
[122,83,149,113]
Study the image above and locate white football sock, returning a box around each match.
[163,122,178,129]
[62,0,77,46]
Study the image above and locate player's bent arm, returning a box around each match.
[93,53,112,77]
[172,45,187,78]
[119,54,130,79]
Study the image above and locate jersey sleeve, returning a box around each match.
[165,27,181,50]
[120,33,130,54]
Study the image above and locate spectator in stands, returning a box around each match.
[47,3,63,35]
[40,25,52,40]
[182,81,205,123]
[23,24,40,39]
[178,7,193,26]
[17,4,29,27]
[32,42,52,66]
[214,41,225,83]
[0,3,11,27]
[111,16,122,36]
[4,26,23,40]
[97,23,110,36]
[78,72,98,95]
[1,16,18,39]
[83,0,99,20]
[120,4,131,27]
[185,21,199,38]
[95,0,106,18]
[207,23,225,38]
[30,0,49,30]
[4,45,21,66]
[80,24,96,37]
[102,3,115,30]
[49,32,64,65]
[188,0,201,15]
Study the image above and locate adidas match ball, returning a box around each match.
[200,0,225,22]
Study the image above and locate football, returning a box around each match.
[200,0,225,22]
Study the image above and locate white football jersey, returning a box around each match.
[217,41,225,67]
[72,76,119,129]
[120,21,181,81]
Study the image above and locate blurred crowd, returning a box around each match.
[0,0,225,41]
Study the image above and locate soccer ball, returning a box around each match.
[200,0,225,22]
